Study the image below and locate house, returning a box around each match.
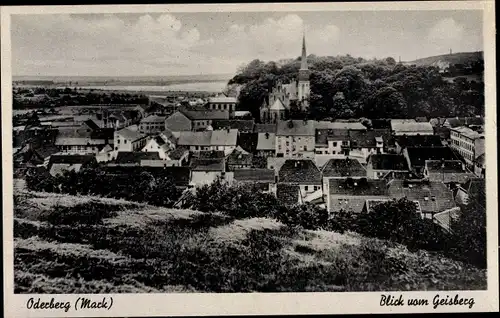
[433,207,462,234]
[474,153,485,178]
[454,178,485,206]
[212,119,255,133]
[443,116,484,129]
[113,151,161,166]
[391,120,434,136]
[165,111,193,132]
[206,96,237,116]
[234,110,252,119]
[315,129,349,155]
[276,184,302,206]
[55,125,112,155]
[180,107,230,131]
[423,160,475,185]
[142,133,177,159]
[233,168,275,193]
[403,146,457,175]
[13,144,60,171]
[190,157,226,186]
[237,132,259,153]
[314,121,366,130]
[139,115,166,134]
[276,120,315,158]
[388,180,457,219]
[394,135,444,154]
[103,165,191,189]
[366,154,409,179]
[226,146,253,170]
[415,117,428,123]
[254,123,277,134]
[450,126,485,169]
[114,127,149,153]
[278,159,322,198]
[165,147,190,166]
[256,132,276,158]
[321,158,366,195]
[177,129,237,155]
[344,130,385,161]
[47,154,97,177]
[327,178,389,214]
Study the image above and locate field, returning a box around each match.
[406,51,483,67]
[13,188,487,293]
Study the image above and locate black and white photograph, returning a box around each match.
[1,1,497,316]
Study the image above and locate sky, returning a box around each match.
[11,10,483,77]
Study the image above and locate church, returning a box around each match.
[260,33,311,123]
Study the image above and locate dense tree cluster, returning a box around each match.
[13,87,149,109]
[232,55,484,121]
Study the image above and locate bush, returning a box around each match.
[39,201,120,226]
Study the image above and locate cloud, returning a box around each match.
[11,13,340,76]
[427,18,464,43]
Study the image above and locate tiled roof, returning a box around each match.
[140,115,166,123]
[278,159,321,184]
[212,119,255,132]
[391,121,434,133]
[433,207,461,233]
[210,129,238,146]
[462,178,486,204]
[177,131,212,146]
[49,163,84,177]
[190,158,225,171]
[406,147,457,167]
[48,154,96,165]
[445,116,484,128]
[254,124,277,133]
[314,121,366,130]
[371,119,392,129]
[237,132,259,152]
[383,170,423,182]
[451,126,484,140]
[195,150,225,159]
[115,151,161,164]
[256,132,276,150]
[116,127,146,141]
[227,147,253,166]
[425,160,464,173]
[277,120,315,136]
[395,135,443,148]
[276,184,300,206]
[348,130,380,148]
[90,128,114,140]
[180,108,230,120]
[168,146,189,160]
[388,180,456,213]
[233,168,275,182]
[322,158,366,178]
[83,119,100,130]
[364,199,422,214]
[329,178,388,196]
[315,129,349,145]
[369,154,409,171]
[415,117,428,122]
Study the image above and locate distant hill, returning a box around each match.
[405,51,483,67]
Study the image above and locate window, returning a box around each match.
[304,146,307,151]
[304,186,309,191]
[124,140,127,144]
[314,186,318,191]
[333,142,337,147]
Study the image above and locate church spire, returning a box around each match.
[300,28,308,70]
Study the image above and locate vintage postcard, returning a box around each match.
[1,1,498,317]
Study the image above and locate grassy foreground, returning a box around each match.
[13,189,486,293]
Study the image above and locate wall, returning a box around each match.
[275,135,315,158]
[191,171,223,186]
[165,112,192,132]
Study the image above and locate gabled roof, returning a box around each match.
[212,119,255,132]
[314,121,366,130]
[83,119,100,130]
[461,178,486,203]
[227,147,253,166]
[322,158,366,178]
[276,120,315,136]
[48,154,95,166]
[233,168,275,182]
[210,129,238,146]
[348,130,380,148]
[433,207,461,233]
[195,150,225,159]
[406,147,457,167]
[254,124,277,133]
[270,98,286,111]
[369,154,409,171]
[208,96,237,104]
[168,146,189,160]
[388,180,456,213]
[177,131,212,146]
[445,116,484,128]
[90,128,114,140]
[365,199,422,215]
[276,184,300,206]
[256,132,276,150]
[180,108,230,121]
[425,160,464,173]
[115,151,161,164]
[451,126,484,140]
[190,158,224,171]
[329,178,388,196]
[140,115,166,124]
[395,135,443,148]
[237,132,259,152]
[278,159,321,184]
[315,129,349,145]
[391,121,434,134]
[116,127,146,141]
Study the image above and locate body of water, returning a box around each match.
[57,81,228,93]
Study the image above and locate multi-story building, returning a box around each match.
[276,120,315,158]
[114,127,149,153]
[177,129,237,155]
[139,115,166,134]
[450,126,485,169]
[206,96,237,117]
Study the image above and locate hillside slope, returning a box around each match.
[13,189,486,293]
[406,51,483,67]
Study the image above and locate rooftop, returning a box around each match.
[406,147,457,167]
[190,158,225,171]
[329,178,388,196]
[256,132,276,150]
[314,121,366,130]
[451,126,485,140]
[395,135,444,148]
[208,96,237,104]
[369,154,409,171]
[116,127,146,141]
[322,158,366,178]
[233,168,275,183]
[277,120,315,136]
[278,159,322,184]
[388,180,456,213]
[212,119,255,132]
[276,184,300,206]
[180,108,230,121]
[254,123,277,133]
[391,121,434,133]
[140,115,166,124]
[115,151,161,164]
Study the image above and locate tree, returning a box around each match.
[385,57,396,66]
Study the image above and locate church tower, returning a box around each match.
[297,30,310,107]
